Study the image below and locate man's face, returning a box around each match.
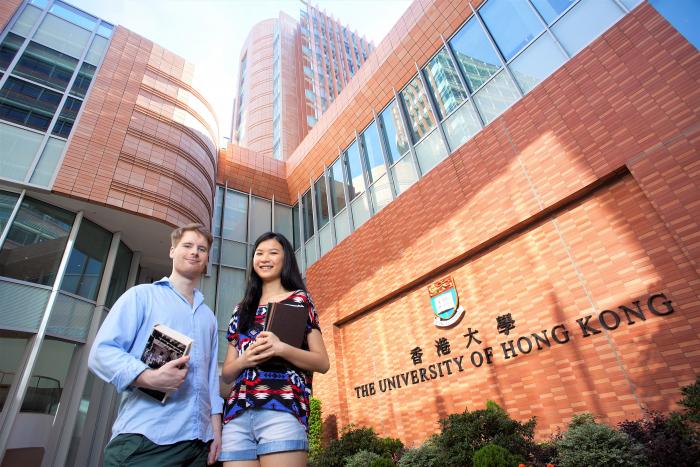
[169,230,209,279]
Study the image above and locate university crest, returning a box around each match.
[429,276,465,327]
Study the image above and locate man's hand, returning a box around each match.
[134,355,190,392]
[208,414,222,464]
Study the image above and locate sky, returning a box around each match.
[67,0,413,143]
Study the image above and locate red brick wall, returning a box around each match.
[304,3,700,443]
[53,26,218,228]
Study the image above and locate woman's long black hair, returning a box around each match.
[236,232,306,333]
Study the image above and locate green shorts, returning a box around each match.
[103,433,209,466]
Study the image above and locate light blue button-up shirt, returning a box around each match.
[88,277,224,445]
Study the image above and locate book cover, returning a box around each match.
[264,299,309,349]
[139,324,193,403]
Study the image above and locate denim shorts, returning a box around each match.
[219,409,308,461]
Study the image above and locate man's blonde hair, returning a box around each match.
[170,223,213,249]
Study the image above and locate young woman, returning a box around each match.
[219,232,330,466]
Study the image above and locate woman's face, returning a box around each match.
[253,238,285,282]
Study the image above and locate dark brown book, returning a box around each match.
[264,300,309,348]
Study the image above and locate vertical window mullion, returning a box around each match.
[373,109,398,200]
[392,87,422,177]
[339,147,355,231]
[441,34,486,128]
[355,129,375,216]
[322,164,337,246]
[415,62,451,153]
[0,189,25,250]
[308,178,320,260]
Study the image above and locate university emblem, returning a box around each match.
[429,276,465,327]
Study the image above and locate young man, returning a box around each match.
[88,223,223,466]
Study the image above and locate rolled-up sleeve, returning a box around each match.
[209,321,224,415]
[88,288,149,392]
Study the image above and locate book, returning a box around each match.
[138,324,193,403]
[264,299,309,349]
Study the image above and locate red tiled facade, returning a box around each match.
[53,26,218,227]
[287,2,700,444]
[217,144,291,205]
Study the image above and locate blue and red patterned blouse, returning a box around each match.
[223,290,321,429]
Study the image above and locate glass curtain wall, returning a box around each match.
[0,0,113,188]
[203,186,295,361]
[0,187,135,465]
[284,0,640,273]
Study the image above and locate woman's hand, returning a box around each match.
[256,331,287,357]
[241,337,275,367]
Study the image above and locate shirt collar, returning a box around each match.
[155,276,204,309]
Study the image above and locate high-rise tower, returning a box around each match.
[231,3,374,160]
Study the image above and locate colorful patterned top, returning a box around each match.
[222,290,320,429]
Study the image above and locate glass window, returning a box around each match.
[319,224,333,256]
[443,101,481,150]
[552,0,624,56]
[473,70,520,124]
[220,240,247,268]
[292,203,300,250]
[0,122,43,181]
[350,194,370,229]
[390,153,419,195]
[199,266,217,310]
[480,0,544,61]
[212,186,223,236]
[222,190,247,242]
[0,76,62,132]
[378,100,409,164]
[343,141,365,199]
[273,203,293,244]
[33,13,92,59]
[85,34,108,66]
[359,121,386,183]
[531,0,576,24]
[0,190,20,234]
[328,158,346,215]
[424,49,468,120]
[0,197,74,286]
[20,339,77,416]
[333,209,351,243]
[61,219,111,300]
[301,190,314,242]
[0,33,24,72]
[29,137,65,186]
[369,174,392,213]
[249,197,271,242]
[68,62,95,99]
[96,22,114,38]
[105,241,133,308]
[449,17,501,92]
[305,239,318,268]
[0,337,30,413]
[415,129,448,175]
[51,96,81,138]
[49,1,98,31]
[314,175,330,228]
[14,41,78,91]
[509,33,567,94]
[10,5,42,37]
[400,75,436,143]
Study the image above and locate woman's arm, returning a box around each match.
[255,329,330,373]
[221,338,273,384]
